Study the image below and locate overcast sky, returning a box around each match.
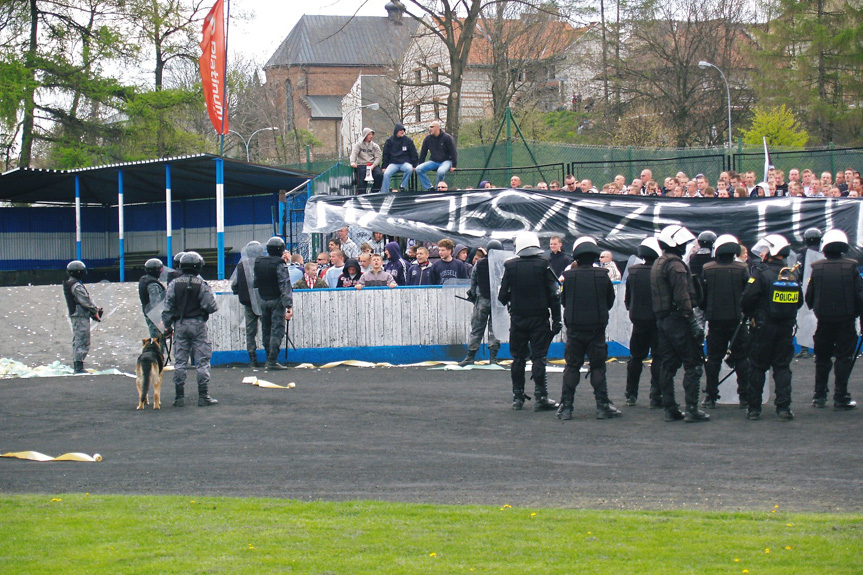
[230,0,384,64]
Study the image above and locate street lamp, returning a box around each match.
[228,126,279,162]
[339,102,380,161]
[698,61,732,149]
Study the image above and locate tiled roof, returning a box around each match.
[265,15,419,68]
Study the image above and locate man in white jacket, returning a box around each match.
[349,128,382,193]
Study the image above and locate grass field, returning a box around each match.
[1,495,860,574]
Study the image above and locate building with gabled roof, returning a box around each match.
[264,10,419,157]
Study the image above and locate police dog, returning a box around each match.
[136,338,164,410]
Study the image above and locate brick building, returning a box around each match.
[263,9,418,158]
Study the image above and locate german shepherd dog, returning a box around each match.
[136,338,164,410]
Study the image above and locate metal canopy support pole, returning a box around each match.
[216,157,225,279]
[118,170,125,282]
[74,175,82,260]
[165,164,173,261]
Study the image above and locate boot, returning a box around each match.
[248,351,259,369]
[512,394,526,410]
[534,396,560,412]
[776,407,794,420]
[197,384,218,406]
[265,354,288,370]
[173,385,184,407]
[684,405,710,422]
[488,349,498,365]
[834,395,857,410]
[664,407,685,421]
[596,402,622,419]
[73,361,86,374]
[458,349,476,367]
[556,402,574,420]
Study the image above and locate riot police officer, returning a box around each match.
[167,252,186,283]
[231,241,265,368]
[162,252,218,407]
[742,234,803,420]
[459,239,503,366]
[557,237,621,420]
[700,234,750,408]
[498,231,561,411]
[796,228,822,269]
[805,229,863,410]
[254,236,294,370]
[63,260,102,374]
[139,258,166,341]
[624,237,662,407]
[689,230,716,277]
[651,225,710,423]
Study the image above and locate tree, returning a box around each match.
[611,0,756,147]
[751,0,863,145]
[741,105,809,148]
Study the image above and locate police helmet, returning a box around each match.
[266,236,286,256]
[172,252,186,267]
[514,231,542,256]
[657,225,696,250]
[571,236,601,259]
[754,234,791,258]
[821,229,850,254]
[67,260,87,279]
[486,239,503,251]
[713,234,742,257]
[697,230,717,248]
[145,258,163,277]
[803,228,822,247]
[179,251,204,273]
[637,237,662,261]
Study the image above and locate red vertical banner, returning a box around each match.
[199,0,228,134]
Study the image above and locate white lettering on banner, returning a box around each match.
[825,198,835,231]
[791,197,803,242]
[209,42,221,121]
[566,204,579,235]
[415,195,457,231]
[651,203,681,234]
[533,201,564,232]
[490,191,533,232]
[607,202,649,238]
[458,192,492,237]
[757,197,793,239]
[858,200,863,245]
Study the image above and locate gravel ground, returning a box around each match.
[2,359,861,512]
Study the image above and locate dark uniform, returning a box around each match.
[462,250,501,364]
[688,249,713,278]
[805,256,863,408]
[559,261,620,419]
[624,261,661,406]
[741,260,803,418]
[254,251,293,368]
[498,253,561,409]
[63,264,101,373]
[651,252,706,420]
[162,262,218,406]
[700,258,750,406]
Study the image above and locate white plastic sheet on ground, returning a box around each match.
[0,358,133,379]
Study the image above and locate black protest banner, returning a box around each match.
[304,190,863,257]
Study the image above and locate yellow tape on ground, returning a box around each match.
[242,376,295,389]
[2,451,102,462]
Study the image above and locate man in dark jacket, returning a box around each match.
[557,237,621,420]
[407,246,435,285]
[416,120,457,191]
[384,241,411,286]
[548,235,572,278]
[805,229,863,410]
[700,234,750,408]
[651,224,710,423]
[254,237,294,371]
[624,237,662,407]
[459,240,503,366]
[381,123,418,192]
[742,234,803,420]
[498,231,561,411]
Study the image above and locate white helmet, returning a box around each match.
[657,224,696,249]
[572,236,601,259]
[514,231,542,256]
[713,234,741,257]
[753,234,791,258]
[821,229,850,254]
[637,237,662,260]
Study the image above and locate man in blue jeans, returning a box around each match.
[416,120,457,191]
[380,122,418,192]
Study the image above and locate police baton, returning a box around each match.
[282,319,297,362]
[848,335,863,376]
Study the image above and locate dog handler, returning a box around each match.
[63,260,102,374]
[162,252,218,407]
